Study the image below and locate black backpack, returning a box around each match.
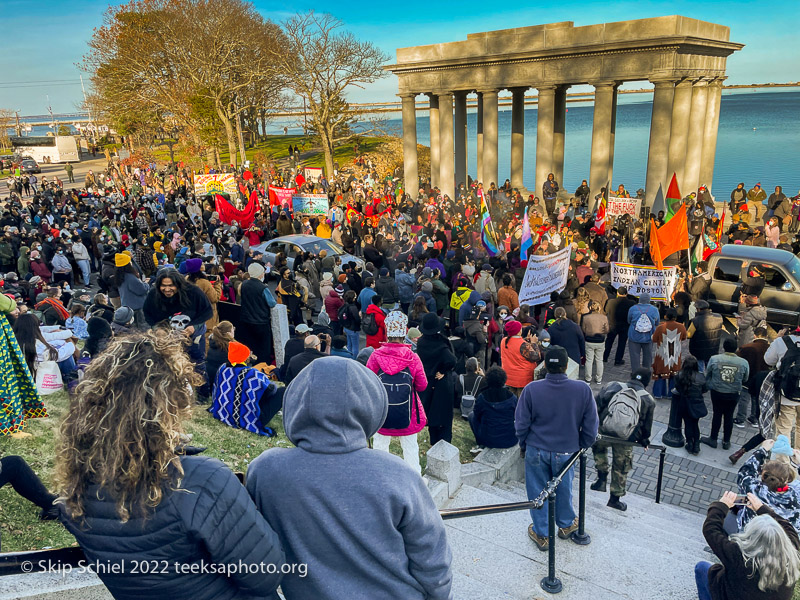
[338,304,351,327]
[778,337,800,401]
[377,367,415,430]
[362,312,379,336]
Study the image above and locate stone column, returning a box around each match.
[427,93,440,188]
[589,82,616,199]
[535,85,556,197]
[438,92,455,200]
[607,84,619,188]
[400,93,418,198]
[700,77,725,191]
[666,79,693,190]
[644,79,676,207]
[683,79,709,195]
[476,93,484,185]
[454,91,468,191]
[481,89,499,187]
[552,85,568,191]
[510,87,526,190]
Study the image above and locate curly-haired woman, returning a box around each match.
[56,331,285,600]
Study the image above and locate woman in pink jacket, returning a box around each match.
[366,311,428,473]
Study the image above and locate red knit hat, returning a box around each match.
[228,341,251,365]
[504,320,522,336]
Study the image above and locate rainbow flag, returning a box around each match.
[664,173,682,222]
[520,206,532,265]
[479,189,499,256]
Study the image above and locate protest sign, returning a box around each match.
[606,194,642,218]
[610,262,678,302]
[304,167,323,182]
[292,194,329,216]
[194,173,237,196]
[518,246,571,305]
[268,186,296,207]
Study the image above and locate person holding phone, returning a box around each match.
[696,489,800,600]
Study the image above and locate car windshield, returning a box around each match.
[302,239,344,256]
[786,255,800,283]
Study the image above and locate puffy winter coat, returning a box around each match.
[324,290,344,322]
[395,269,415,303]
[366,343,428,436]
[61,456,285,600]
[365,303,387,349]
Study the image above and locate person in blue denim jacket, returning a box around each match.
[701,337,750,451]
[626,293,660,370]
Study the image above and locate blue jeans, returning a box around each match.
[628,340,652,370]
[345,328,360,358]
[653,377,675,398]
[524,446,576,537]
[58,356,77,377]
[695,561,712,600]
[77,260,91,286]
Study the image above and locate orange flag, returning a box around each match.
[650,205,689,270]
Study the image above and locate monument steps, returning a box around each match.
[445,483,709,600]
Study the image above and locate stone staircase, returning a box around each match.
[444,479,710,600]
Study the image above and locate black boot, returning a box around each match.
[607,494,628,511]
[700,436,717,449]
[590,472,608,492]
[692,440,701,455]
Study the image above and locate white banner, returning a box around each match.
[610,262,678,302]
[518,246,572,306]
[606,194,642,218]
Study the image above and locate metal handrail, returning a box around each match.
[439,447,587,520]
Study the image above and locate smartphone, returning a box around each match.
[733,495,748,506]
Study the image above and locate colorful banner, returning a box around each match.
[518,246,572,306]
[292,194,329,216]
[268,186,296,207]
[194,173,237,196]
[610,262,679,302]
[606,194,642,218]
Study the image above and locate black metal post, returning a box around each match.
[571,452,591,545]
[655,447,666,504]
[540,491,563,594]
[661,393,686,448]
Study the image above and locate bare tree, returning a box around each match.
[0,109,14,151]
[275,11,389,177]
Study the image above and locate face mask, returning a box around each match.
[541,341,550,348]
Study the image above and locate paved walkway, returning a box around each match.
[583,338,752,513]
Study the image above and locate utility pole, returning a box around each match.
[80,74,96,145]
[14,112,21,137]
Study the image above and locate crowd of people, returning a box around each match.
[1,149,800,600]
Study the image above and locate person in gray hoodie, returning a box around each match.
[246,356,453,600]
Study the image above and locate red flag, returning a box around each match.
[215,192,259,228]
[664,173,682,222]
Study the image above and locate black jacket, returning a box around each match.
[673,371,709,418]
[604,296,636,333]
[375,275,399,304]
[143,283,213,329]
[285,348,327,383]
[417,333,457,427]
[471,388,518,448]
[61,456,285,600]
[547,318,585,363]
[689,311,723,362]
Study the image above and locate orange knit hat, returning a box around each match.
[228,341,251,365]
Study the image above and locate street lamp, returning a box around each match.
[155,127,181,171]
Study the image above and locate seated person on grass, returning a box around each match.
[210,340,282,436]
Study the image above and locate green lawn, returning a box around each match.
[0,388,475,553]
[150,134,385,172]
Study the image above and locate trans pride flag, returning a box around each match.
[520,206,532,266]
[479,189,499,256]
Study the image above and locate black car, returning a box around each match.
[20,159,41,174]
[708,245,800,328]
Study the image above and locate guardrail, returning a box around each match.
[438,436,667,593]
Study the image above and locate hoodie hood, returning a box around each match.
[638,293,651,304]
[283,356,387,454]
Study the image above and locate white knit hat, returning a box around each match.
[385,311,408,339]
[248,262,266,280]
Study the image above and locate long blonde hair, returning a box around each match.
[731,514,800,592]
[56,331,202,522]
[210,320,235,352]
